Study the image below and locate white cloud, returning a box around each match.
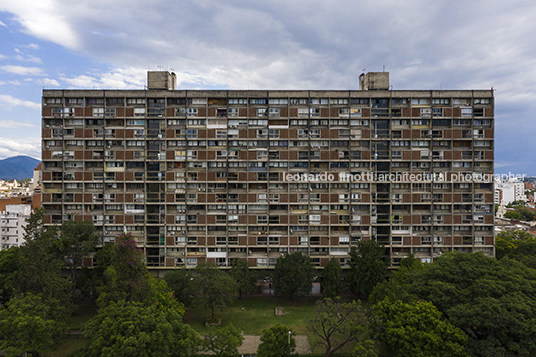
[0,20,6,27]
[59,67,146,89]
[0,137,40,161]
[0,119,37,128]
[1,65,44,76]
[0,94,40,110]
[0,0,79,49]
[14,54,42,63]
[37,78,60,87]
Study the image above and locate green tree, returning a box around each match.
[507,239,536,268]
[0,293,66,357]
[368,255,424,306]
[373,299,468,357]
[164,267,198,306]
[504,211,523,220]
[518,208,536,221]
[273,252,315,300]
[97,233,152,306]
[83,300,201,357]
[507,200,527,208]
[10,208,72,315]
[202,323,244,357]
[321,258,343,299]
[257,324,296,357]
[76,244,114,298]
[403,252,536,356]
[309,298,372,357]
[194,263,238,320]
[53,219,99,289]
[0,246,20,303]
[495,230,534,260]
[347,240,390,298]
[229,259,257,299]
[352,340,378,357]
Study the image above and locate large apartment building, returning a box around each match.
[41,71,495,272]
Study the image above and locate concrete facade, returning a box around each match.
[41,71,495,270]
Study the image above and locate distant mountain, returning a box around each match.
[0,156,40,180]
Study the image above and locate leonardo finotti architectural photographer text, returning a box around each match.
[283,172,524,183]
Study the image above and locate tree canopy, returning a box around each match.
[256,324,296,357]
[82,300,201,357]
[193,263,238,320]
[309,298,373,357]
[373,299,468,357]
[0,246,20,303]
[347,240,390,298]
[97,233,153,306]
[0,293,66,357]
[10,208,72,314]
[391,252,536,356]
[202,324,244,357]
[228,259,257,299]
[164,267,198,307]
[273,252,315,300]
[495,230,536,268]
[321,258,343,299]
[53,219,99,288]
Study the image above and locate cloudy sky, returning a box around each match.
[0,0,535,174]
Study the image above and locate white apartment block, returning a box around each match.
[0,204,32,251]
[495,178,526,205]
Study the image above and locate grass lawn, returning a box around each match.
[183,295,320,336]
[183,295,364,354]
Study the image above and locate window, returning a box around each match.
[93,108,104,117]
[411,98,430,105]
[339,236,349,245]
[411,119,429,126]
[269,108,280,117]
[461,108,472,117]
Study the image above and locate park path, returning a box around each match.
[237,335,312,355]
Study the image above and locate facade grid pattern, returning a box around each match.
[41,72,495,271]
